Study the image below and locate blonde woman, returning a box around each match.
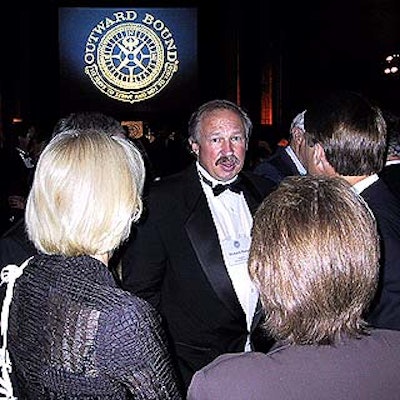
[5,129,182,399]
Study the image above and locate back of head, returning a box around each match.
[52,112,126,139]
[25,129,145,256]
[304,90,387,175]
[289,110,306,138]
[288,110,307,165]
[249,175,380,345]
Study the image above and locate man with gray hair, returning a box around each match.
[253,110,307,183]
[121,99,276,391]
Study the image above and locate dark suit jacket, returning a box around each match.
[0,218,37,306]
[379,163,400,201]
[0,217,36,268]
[253,145,301,184]
[187,329,400,400]
[360,179,400,330]
[121,163,276,389]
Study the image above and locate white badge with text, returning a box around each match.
[222,236,251,266]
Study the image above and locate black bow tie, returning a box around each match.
[200,174,243,196]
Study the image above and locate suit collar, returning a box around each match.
[352,174,379,194]
[269,147,302,177]
[183,163,246,322]
[285,146,307,175]
[182,163,263,329]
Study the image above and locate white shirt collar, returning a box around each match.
[285,146,307,175]
[196,161,238,186]
[385,159,400,166]
[352,174,379,194]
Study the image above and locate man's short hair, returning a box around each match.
[304,90,387,175]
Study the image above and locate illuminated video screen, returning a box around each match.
[58,7,198,122]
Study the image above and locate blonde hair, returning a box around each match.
[25,129,145,256]
[249,175,380,345]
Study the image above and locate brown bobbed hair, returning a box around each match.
[249,175,380,345]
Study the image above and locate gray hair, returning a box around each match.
[188,99,252,145]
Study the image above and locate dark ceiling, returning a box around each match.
[0,0,398,131]
[273,0,399,113]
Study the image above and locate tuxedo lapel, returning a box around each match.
[278,148,302,176]
[184,167,245,321]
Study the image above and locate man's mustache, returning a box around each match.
[216,155,240,166]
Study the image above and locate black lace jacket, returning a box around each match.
[8,254,183,399]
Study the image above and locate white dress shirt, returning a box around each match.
[196,162,258,351]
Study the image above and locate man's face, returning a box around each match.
[190,109,247,181]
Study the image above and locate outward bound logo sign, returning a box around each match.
[84,10,179,103]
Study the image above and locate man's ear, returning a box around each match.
[313,143,336,176]
[291,128,305,153]
[189,140,199,156]
[292,128,304,145]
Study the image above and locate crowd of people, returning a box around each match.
[1,91,400,398]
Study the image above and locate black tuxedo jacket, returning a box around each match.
[253,146,301,184]
[0,218,36,267]
[0,217,37,306]
[121,163,276,389]
[379,163,400,201]
[361,178,400,331]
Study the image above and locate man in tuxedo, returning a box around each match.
[121,99,276,390]
[253,110,307,183]
[302,90,400,331]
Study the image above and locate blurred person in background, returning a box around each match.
[253,110,307,184]
[379,110,400,200]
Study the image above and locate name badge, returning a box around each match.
[221,236,251,266]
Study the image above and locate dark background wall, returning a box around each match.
[0,0,399,143]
